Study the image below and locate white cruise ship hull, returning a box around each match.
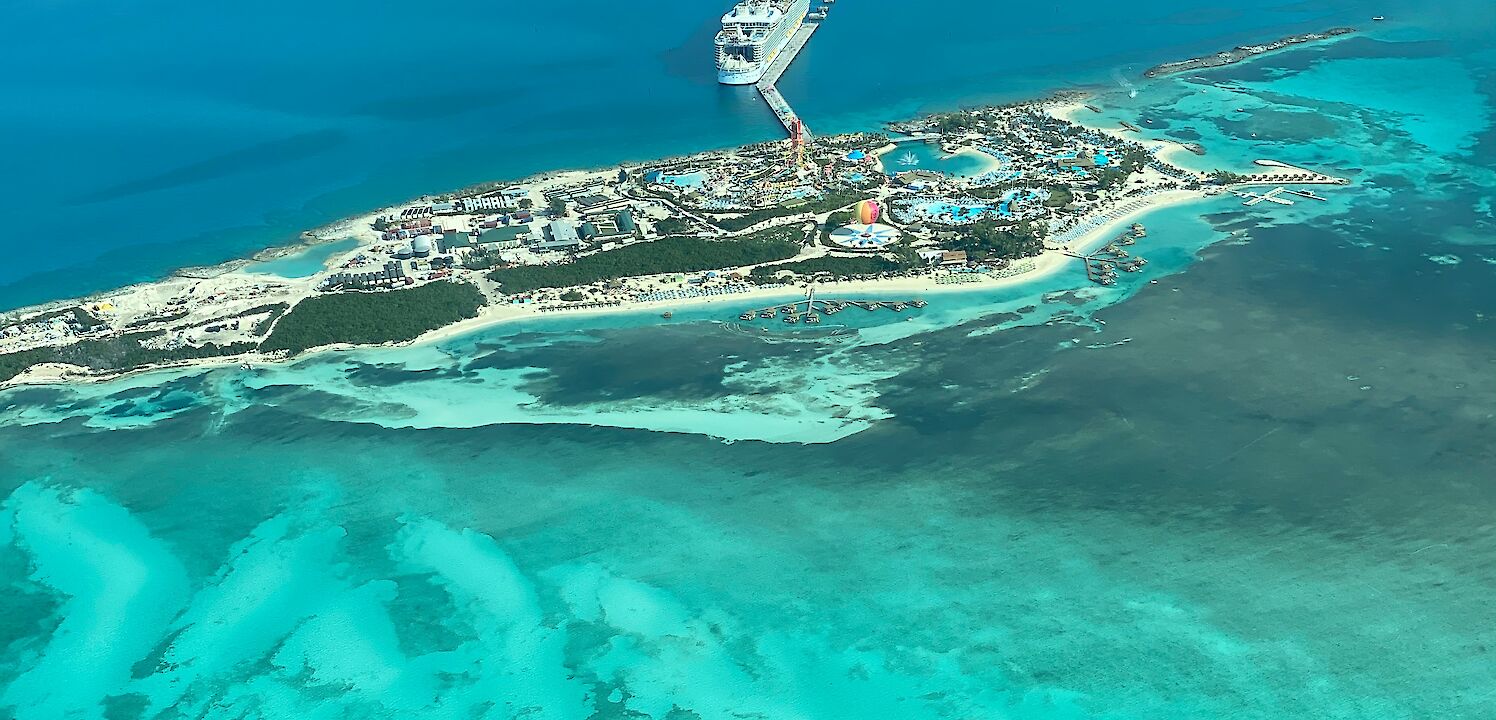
[715,0,809,86]
[718,65,768,85]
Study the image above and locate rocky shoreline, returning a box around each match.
[1143,28,1356,78]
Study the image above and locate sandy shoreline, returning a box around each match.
[0,181,1205,391]
[415,188,1205,347]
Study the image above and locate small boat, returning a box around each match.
[783,315,799,324]
[739,312,754,321]
[662,311,673,319]
[910,299,927,308]
[239,363,252,370]
[1372,15,1385,21]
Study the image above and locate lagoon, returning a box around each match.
[242,238,360,279]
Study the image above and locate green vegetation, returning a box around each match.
[0,333,256,383]
[547,197,568,216]
[1043,186,1075,208]
[943,220,1045,261]
[968,182,1020,200]
[125,311,191,328]
[707,190,870,232]
[932,113,978,133]
[462,247,503,271]
[0,348,52,382]
[30,306,102,329]
[218,302,290,323]
[486,228,800,294]
[1116,147,1152,174]
[1092,148,1153,190]
[1208,170,1249,184]
[819,210,853,245]
[559,290,587,302]
[261,281,485,355]
[652,217,694,236]
[250,303,290,336]
[1094,166,1128,190]
[750,254,914,282]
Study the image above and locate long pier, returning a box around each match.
[757,22,818,88]
[737,289,927,324]
[754,19,821,139]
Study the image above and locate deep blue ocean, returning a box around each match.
[4,1,1496,718]
[0,0,1406,311]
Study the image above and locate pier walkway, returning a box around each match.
[754,21,820,139]
[757,22,818,89]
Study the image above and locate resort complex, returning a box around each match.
[0,94,1348,385]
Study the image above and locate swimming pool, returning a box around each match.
[659,171,707,188]
[903,200,996,223]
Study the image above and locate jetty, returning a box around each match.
[1064,223,1150,286]
[736,288,926,324]
[1236,187,1294,206]
[754,14,823,139]
[1283,188,1328,201]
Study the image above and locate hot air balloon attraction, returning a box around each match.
[829,199,901,252]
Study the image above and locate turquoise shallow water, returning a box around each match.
[4,7,1496,720]
[881,142,997,178]
[242,238,360,279]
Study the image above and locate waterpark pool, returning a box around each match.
[899,188,1050,225]
[997,188,1049,217]
[905,201,995,222]
[659,170,707,188]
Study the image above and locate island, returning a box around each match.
[1143,28,1356,78]
[0,91,1350,387]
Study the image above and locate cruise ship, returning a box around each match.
[715,0,811,85]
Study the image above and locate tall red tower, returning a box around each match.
[789,117,805,171]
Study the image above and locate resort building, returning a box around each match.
[538,220,583,252]
[459,195,510,213]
